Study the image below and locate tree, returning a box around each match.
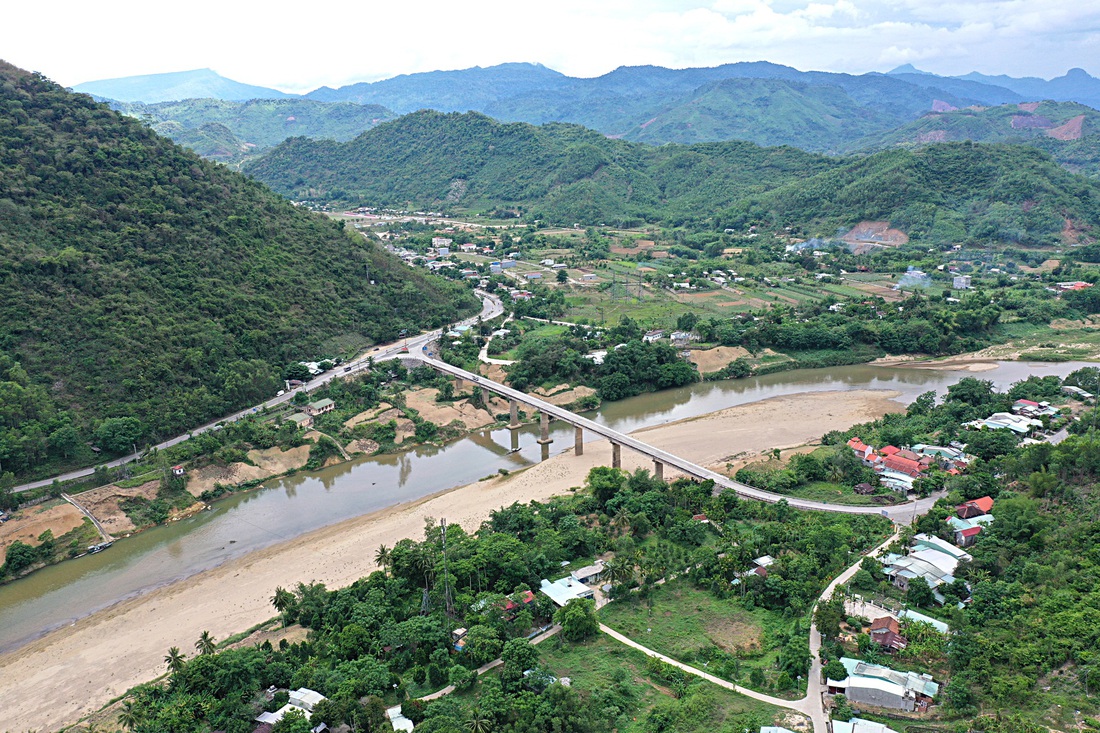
[555,598,599,641]
[906,577,935,607]
[501,637,539,673]
[463,625,502,665]
[164,646,186,674]
[556,269,568,284]
[195,630,217,655]
[117,701,141,731]
[94,417,143,453]
[273,709,314,733]
[3,540,38,575]
[466,707,493,733]
[823,659,847,682]
[283,363,312,382]
[374,544,391,577]
[271,586,296,625]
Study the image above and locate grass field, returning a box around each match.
[599,579,807,698]
[537,633,790,733]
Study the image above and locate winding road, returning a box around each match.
[13,292,505,493]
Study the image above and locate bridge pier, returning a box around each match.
[508,399,521,429]
[537,411,553,444]
[653,459,664,482]
[574,426,584,456]
[454,375,464,391]
[611,442,621,469]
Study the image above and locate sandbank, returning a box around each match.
[0,388,901,732]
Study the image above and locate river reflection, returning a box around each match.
[0,359,1086,653]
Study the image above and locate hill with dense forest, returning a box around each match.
[245,110,837,225]
[0,61,477,479]
[848,101,1100,178]
[109,98,396,164]
[246,110,1100,241]
[724,143,1100,245]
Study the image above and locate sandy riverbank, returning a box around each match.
[0,388,902,733]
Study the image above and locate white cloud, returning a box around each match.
[0,0,1096,91]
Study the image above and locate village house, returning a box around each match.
[304,398,335,417]
[827,658,939,712]
[255,687,327,729]
[642,329,666,343]
[868,616,908,653]
[286,412,313,429]
[171,465,185,477]
[540,576,594,606]
[570,560,605,585]
[957,496,994,519]
[1011,399,1060,419]
[832,719,901,733]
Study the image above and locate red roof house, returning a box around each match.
[880,445,901,457]
[882,455,923,477]
[957,496,994,518]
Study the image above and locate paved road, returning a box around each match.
[413,354,942,522]
[14,292,505,493]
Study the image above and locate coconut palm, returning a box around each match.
[164,646,186,674]
[117,701,141,731]
[195,630,216,655]
[466,707,492,733]
[271,586,296,625]
[375,544,392,577]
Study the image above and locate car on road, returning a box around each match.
[470,375,480,382]
[343,366,352,372]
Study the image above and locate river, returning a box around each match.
[0,360,1086,653]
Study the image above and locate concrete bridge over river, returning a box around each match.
[399,353,938,522]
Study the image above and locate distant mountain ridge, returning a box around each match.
[887,65,1100,110]
[72,68,294,103]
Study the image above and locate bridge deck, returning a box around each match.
[416,355,930,520]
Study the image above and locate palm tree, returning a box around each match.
[117,701,141,731]
[195,630,216,655]
[271,586,295,625]
[466,707,492,733]
[375,544,392,577]
[611,506,631,536]
[164,646,186,674]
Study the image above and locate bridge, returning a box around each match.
[402,353,937,521]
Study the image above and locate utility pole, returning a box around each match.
[441,518,454,616]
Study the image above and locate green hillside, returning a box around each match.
[246,110,1100,244]
[724,142,1100,245]
[111,98,396,164]
[244,110,838,225]
[622,78,899,149]
[850,101,1100,177]
[0,62,476,479]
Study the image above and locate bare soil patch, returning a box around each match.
[705,617,763,653]
[76,480,161,536]
[343,402,392,429]
[688,345,750,373]
[185,445,311,497]
[346,439,381,455]
[842,221,909,246]
[0,502,85,555]
[405,388,495,430]
[1047,114,1085,141]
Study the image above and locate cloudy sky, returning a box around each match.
[3,0,1097,91]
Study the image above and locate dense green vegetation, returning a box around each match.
[247,111,1100,239]
[0,514,100,582]
[111,98,395,164]
[0,62,477,480]
[112,466,856,732]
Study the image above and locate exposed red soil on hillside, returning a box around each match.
[1047,114,1085,141]
[843,221,909,246]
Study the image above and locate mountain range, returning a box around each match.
[245,109,1100,245]
[72,63,1100,166]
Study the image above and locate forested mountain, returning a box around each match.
[244,110,838,225]
[73,68,294,103]
[725,143,1100,245]
[848,101,1100,177]
[303,61,993,150]
[246,109,1100,241]
[0,61,476,478]
[109,98,396,164]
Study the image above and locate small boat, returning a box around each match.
[87,541,114,554]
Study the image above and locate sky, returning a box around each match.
[3,0,1098,92]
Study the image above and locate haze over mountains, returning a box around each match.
[73,61,1100,173]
